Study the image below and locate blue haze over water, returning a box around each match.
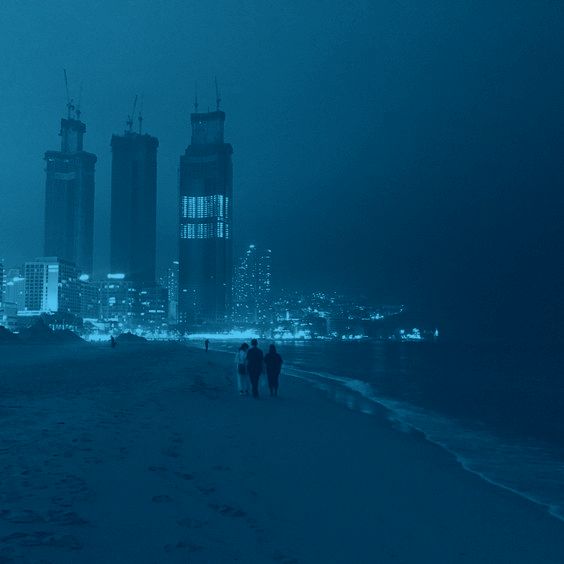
[225,340,564,522]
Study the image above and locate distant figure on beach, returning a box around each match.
[246,339,264,398]
[264,344,283,397]
[236,343,250,395]
[205,339,209,352]
[110,336,116,349]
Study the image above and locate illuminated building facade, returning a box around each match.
[232,245,272,325]
[80,278,100,320]
[98,276,168,332]
[23,257,81,315]
[98,277,136,326]
[44,116,97,274]
[178,109,233,327]
[110,131,159,282]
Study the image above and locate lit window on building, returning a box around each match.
[181,195,229,220]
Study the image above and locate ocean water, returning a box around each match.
[244,340,564,522]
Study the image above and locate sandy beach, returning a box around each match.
[1,342,563,563]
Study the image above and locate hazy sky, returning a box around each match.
[1,1,563,340]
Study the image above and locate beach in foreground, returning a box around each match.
[1,342,563,563]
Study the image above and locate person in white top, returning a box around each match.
[235,343,250,394]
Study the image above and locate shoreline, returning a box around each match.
[1,342,563,562]
[206,341,564,525]
[282,361,564,526]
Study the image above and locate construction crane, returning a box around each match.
[63,69,75,119]
[126,94,138,132]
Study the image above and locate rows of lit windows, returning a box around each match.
[181,195,229,220]
[180,220,230,240]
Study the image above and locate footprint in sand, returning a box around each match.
[1,531,83,550]
[46,511,89,526]
[161,446,180,459]
[148,465,168,473]
[212,465,230,472]
[208,503,246,518]
[164,541,204,553]
[152,495,173,503]
[196,485,216,496]
[51,496,73,508]
[175,472,194,481]
[0,509,44,524]
[177,517,206,529]
[272,551,299,564]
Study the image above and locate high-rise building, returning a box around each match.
[110,128,159,282]
[44,110,97,274]
[23,257,81,315]
[232,245,272,326]
[178,106,233,327]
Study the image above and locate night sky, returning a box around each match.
[1,1,563,341]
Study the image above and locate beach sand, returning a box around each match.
[1,342,563,563]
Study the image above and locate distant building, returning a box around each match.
[110,128,159,282]
[23,257,81,316]
[136,284,168,331]
[0,302,18,332]
[98,275,168,332]
[44,111,97,274]
[79,276,100,320]
[3,268,26,311]
[178,106,233,328]
[232,245,272,325]
[98,276,137,327]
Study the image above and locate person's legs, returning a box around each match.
[249,371,260,398]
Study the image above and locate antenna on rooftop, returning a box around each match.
[126,94,138,132]
[215,77,221,111]
[63,69,75,119]
[138,94,144,134]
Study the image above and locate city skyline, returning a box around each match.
[1,2,563,342]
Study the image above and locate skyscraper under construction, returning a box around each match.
[44,101,97,275]
[178,98,233,328]
[110,107,159,283]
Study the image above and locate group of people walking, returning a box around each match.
[236,339,283,398]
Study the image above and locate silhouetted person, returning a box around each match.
[205,339,210,352]
[110,336,116,349]
[246,338,264,398]
[235,343,250,395]
[264,344,283,396]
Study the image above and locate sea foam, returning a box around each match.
[285,364,564,523]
